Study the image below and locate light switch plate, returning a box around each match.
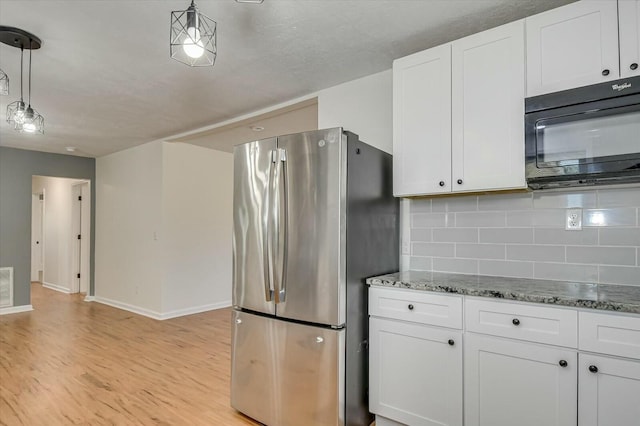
[566,208,582,231]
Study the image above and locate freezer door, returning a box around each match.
[231,310,345,426]
[274,128,346,326]
[230,310,278,425]
[233,138,277,315]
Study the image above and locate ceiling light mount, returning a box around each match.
[170,1,217,67]
[0,26,42,50]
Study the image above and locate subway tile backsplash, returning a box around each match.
[406,187,640,286]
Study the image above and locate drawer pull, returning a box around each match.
[589,365,599,373]
[559,360,568,368]
[408,304,414,311]
[631,63,638,71]
[602,69,610,76]
[512,318,520,326]
[448,339,455,346]
[439,181,445,187]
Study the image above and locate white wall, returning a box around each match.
[95,141,164,314]
[161,142,233,316]
[318,69,393,154]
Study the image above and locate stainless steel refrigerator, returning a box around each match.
[231,128,398,426]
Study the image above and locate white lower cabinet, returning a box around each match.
[369,317,462,426]
[578,353,640,426]
[369,287,640,426]
[464,333,577,426]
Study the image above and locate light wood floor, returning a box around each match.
[0,283,259,425]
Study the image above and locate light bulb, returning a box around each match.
[13,102,27,124]
[183,27,204,59]
[22,122,36,133]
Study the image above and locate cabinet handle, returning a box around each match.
[439,181,445,187]
[408,304,414,311]
[512,318,520,326]
[631,63,639,71]
[448,339,455,346]
[457,179,463,185]
[589,365,598,373]
[602,69,610,76]
[559,360,568,368]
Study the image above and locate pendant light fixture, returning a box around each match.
[0,68,8,96]
[170,1,217,67]
[0,26,44,134]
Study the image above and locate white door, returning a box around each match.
[370,317,463,426]
[464,333,577,426]
[451,20,525,193]
[30,194,44,282]
[619,0,640,78]
[71,182,90,293]
[526,0,620,96]
[578,353,640,426]
[393,44,452,196]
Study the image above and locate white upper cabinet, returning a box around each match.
[451,20,525,192]
[393,20,525,197]
[393,45,452,196]
[619,0,640,78]
[526,1,630,96]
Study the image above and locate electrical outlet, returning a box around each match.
[401,241,411,255]
[566,208,582,231]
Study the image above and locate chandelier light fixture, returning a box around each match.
[0,26,44,134]
[0,68,8,95]
[170,1,217,67]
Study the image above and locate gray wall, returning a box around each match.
[0,147,96,307]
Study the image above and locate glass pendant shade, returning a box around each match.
[7,100,26,126]
[0,68,8,95]
[19,106,44,134]
[170,1,217,67]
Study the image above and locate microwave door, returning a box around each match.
[531,102,640,175]
[233,138,277,315]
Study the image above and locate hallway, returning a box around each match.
[0,284,258,425]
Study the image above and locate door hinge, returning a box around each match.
[78,195,82,201]
[77,234,81,240]
[77,273,81,279]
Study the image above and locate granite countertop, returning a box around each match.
[366,271,640,314]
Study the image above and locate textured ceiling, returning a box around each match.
[0,0,574,158]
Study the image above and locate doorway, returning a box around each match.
[31,176,91,295]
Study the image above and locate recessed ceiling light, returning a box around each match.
[65,146,76,152]
[250,125,265,132]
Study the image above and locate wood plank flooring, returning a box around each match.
[0,283,259,425]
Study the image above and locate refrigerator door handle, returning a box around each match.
[262,153,275,302]
[272,148,288,303]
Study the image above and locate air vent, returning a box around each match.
[0,267,14,308]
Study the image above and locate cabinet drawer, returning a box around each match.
[369,287,463,329]
[465,298,577,347]
[579,311,640,359]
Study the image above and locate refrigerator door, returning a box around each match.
[233,138,277,315]
[231,310,345,426]
[230,310,278,425]
[274,128,346,326]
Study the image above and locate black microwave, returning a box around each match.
[525,76,640,189]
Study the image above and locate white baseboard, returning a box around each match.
[42,282,72,294]
[94,296,163,320]
[0,305,34,315]
[84,295,96,302]
[158,300,232,320]
[93,296,231,320]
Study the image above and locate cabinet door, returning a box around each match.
[526,0,619,96]
[393,44,452,196]
[370,317,462,426]
[464,333,577,426]
[579,354,640,426]
[451,20,525,193]
[620,0,640,78]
